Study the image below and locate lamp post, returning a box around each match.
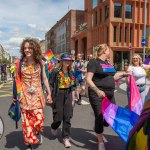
[143,0,147,60]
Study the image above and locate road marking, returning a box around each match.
[81,100,90,105]
[0,94,12,98]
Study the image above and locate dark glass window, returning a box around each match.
[125,4,132,19]
[114,26,117,42]
[120,26,122,42]
[92,0,98,8]
[114,3,122,18]
[100,8,102,23]
[125,27,127,42]
[95,11,97,25]
[130,27,132,43]
[105,5,109,19]
[106,27,109,43]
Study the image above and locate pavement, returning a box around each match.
[0,77,149,150]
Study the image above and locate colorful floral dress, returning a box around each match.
[18,60,45,145]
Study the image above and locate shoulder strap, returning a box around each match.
[19,59,23,79]
[39,61,43,82]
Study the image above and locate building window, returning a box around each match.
[105,5,109,19]
[95,11,97,25]
[106,27,109,43]
[100,8,102,23]
[130,27,132,43]
[120,26,122,42]
[125,4,132,19]
[92,0,98,8]
[125,27,127,42]
[114,26,117,42]
[114,3,122,18]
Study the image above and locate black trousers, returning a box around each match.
[51,89,73,138]
[88,88,115,134]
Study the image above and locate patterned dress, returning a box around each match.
[19,60,45,145]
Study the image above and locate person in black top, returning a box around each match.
[86,44,128,150]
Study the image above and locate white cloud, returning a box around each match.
[0,0,84,56]
[28,24,37,29]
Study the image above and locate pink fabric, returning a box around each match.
[129,75,143,115]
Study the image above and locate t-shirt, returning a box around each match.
[87,58,116,90]
[127,66,146,85]
[74,60,86,79]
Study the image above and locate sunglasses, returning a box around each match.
[132,58,139,60]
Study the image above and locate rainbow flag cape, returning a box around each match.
[129,75,143,115]
[44,50,56,63]
[15,78,22,99]
[126,99,150,150]
[102,97,139,142]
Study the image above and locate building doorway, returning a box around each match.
[114,51,130,71]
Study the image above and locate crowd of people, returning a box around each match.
[5,37,150,150]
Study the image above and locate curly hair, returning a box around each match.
[20,38,42,64]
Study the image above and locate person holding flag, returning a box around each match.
[86,44,129,150]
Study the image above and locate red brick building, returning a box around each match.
[72,0,150,70]
[45,10,85,55]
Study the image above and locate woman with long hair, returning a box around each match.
[15,38,52,150]
[86,44,128,150]
[50,53,75,148]
[126,54,149,105]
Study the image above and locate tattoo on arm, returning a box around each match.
[92,86,99,92]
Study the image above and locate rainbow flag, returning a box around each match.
[15,78,22,99]
[129,75,143,115]
[126,99,150,150]
[102,97,139,142]
[44,50,56,63]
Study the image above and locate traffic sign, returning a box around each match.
[141,39,147,47]
[71,50,75,55]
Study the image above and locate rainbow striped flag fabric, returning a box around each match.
[44,50,56,63]
[126,99,150,150]
[129,75,143,115]
[15,78,22,99]
[102,97,139,142]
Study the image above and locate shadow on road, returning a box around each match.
[5,131,26,150]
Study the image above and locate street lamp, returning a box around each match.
[143,0,147,60]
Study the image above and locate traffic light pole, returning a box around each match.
[143,0,147,60]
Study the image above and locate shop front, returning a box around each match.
[114,51,130,71]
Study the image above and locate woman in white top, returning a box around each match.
[127,54,149,104]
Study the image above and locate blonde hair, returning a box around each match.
[94,43,108,58]
[131,54,142,66]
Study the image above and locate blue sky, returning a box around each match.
[0,0,84,57]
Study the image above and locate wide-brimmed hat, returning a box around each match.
[60,53,73,61]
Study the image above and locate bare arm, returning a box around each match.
[86,72,105,98]
[42,66,52,103]
[142,64,150,69]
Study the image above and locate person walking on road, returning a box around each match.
[126,54,150,105]
[14,38,52,150]
[74,53,87,105]
[86,44,128,150]
[50,53,75,148]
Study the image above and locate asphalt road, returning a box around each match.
[0,79,128,150]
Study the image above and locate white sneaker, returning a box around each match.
[37,133,43,145]
[51,128,57,136]
[98,142,105,150]
[63,138,71,148]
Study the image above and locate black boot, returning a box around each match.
[77,94,82,105]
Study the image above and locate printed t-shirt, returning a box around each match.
[87,58,116,90]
